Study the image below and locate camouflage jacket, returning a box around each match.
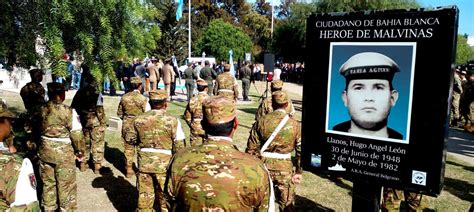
[20,82,46,111]
[71,84,106,128]
[246,109,302,174]
[184,92,208,133]
[213,72,239,100]
[36,101,84,164]
[255,92,295,120]
[117,90,147,141]
[199,66,217,83]
[183,68,198,81]
[166,137,271,211]
[240,66,253,80]
[132,109,185,174]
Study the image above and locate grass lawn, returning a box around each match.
[1,81,472,211]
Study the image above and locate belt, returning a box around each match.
[41,136,71,144]
[140,148,172,155]
[218,89,234,93]
[261,152,291,159]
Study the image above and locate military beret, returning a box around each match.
[149,89,167,101]
[196,79,208,87]
[130,77,142,84]
[0,99,15,119]
[468,69,474,75]
[272,91,288,105]
[203,96,235,124]
[271,80,284,90]
[29,68,44,75]
[224,64,231,71]
[47,82,65,94]
[339,52,399,81]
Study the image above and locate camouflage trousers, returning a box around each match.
[268,169,295,211]
[137,172,168,212]
[451,92,461,121]
[123,139,136,167]
[189,121,205,146]
[83,126,105,163]
[40,160,77,211]
[382,188,426,211]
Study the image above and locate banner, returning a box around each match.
[302,7,458,196]
[176,0,183,21]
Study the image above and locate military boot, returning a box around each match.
[94,163,102,174]
[126,165,135,178]
[79,162,88,172]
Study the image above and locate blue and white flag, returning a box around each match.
[176,0,183,21]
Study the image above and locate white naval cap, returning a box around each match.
[339,52,400,81]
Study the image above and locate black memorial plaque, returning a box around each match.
[302,7,458,196]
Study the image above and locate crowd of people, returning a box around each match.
[0,59,302,211]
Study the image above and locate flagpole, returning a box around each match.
[188,0,191,59]
[271,0,274,39]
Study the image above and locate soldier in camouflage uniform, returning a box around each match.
[255,80,295,120]
[71,74,106,173]
[166,96,273,211]
[460,69,474,132]
[0,106,40,211]
[246,91,302,211]
[183,79,209,146]
[131,90,185,211]
[213,64,239,101]
[183,63,198,101]
[117,77,149,178]
[199,60,217,96]
[240,62,253,101]
[20,69,47,150]
[382,188,426,212]
[36,83,84,211]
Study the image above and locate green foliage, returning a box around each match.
[456,34,474,64]
[195,19,252,62]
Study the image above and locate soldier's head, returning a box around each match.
[223,64,231,72]
[196,79,208,92]
[202,96,238,138]
[205,60,210,66]
[0,101,16,143]
[149,90,167,110]
[130,77,142,90]
[271,91,289,111]
[29,69,43,83]
[271,80,284,92]
[47,82,66,103]
[339,52,399,131]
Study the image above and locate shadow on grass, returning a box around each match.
[443,177,474,202]
[104,143,127,176]
[92,167,137,211]
[446,160,474,172]
[239,107,258,116]
[295,195,335,211]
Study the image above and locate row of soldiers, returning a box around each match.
[0,65,302,211]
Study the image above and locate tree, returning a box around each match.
[195,19,252,62]
[456,34,474,65]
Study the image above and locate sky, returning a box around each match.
[419,0,474,36]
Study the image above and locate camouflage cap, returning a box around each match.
[196,79,208,87]
[203,96,235,124]
[149,89,167,101]
[271,80,284,90]
[130,76,142,85]
[272,91,288,105]
[0,101,16,119]
[224,64,231,72]
[47,82,65,94]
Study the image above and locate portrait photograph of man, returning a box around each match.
[326,43,416,143]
